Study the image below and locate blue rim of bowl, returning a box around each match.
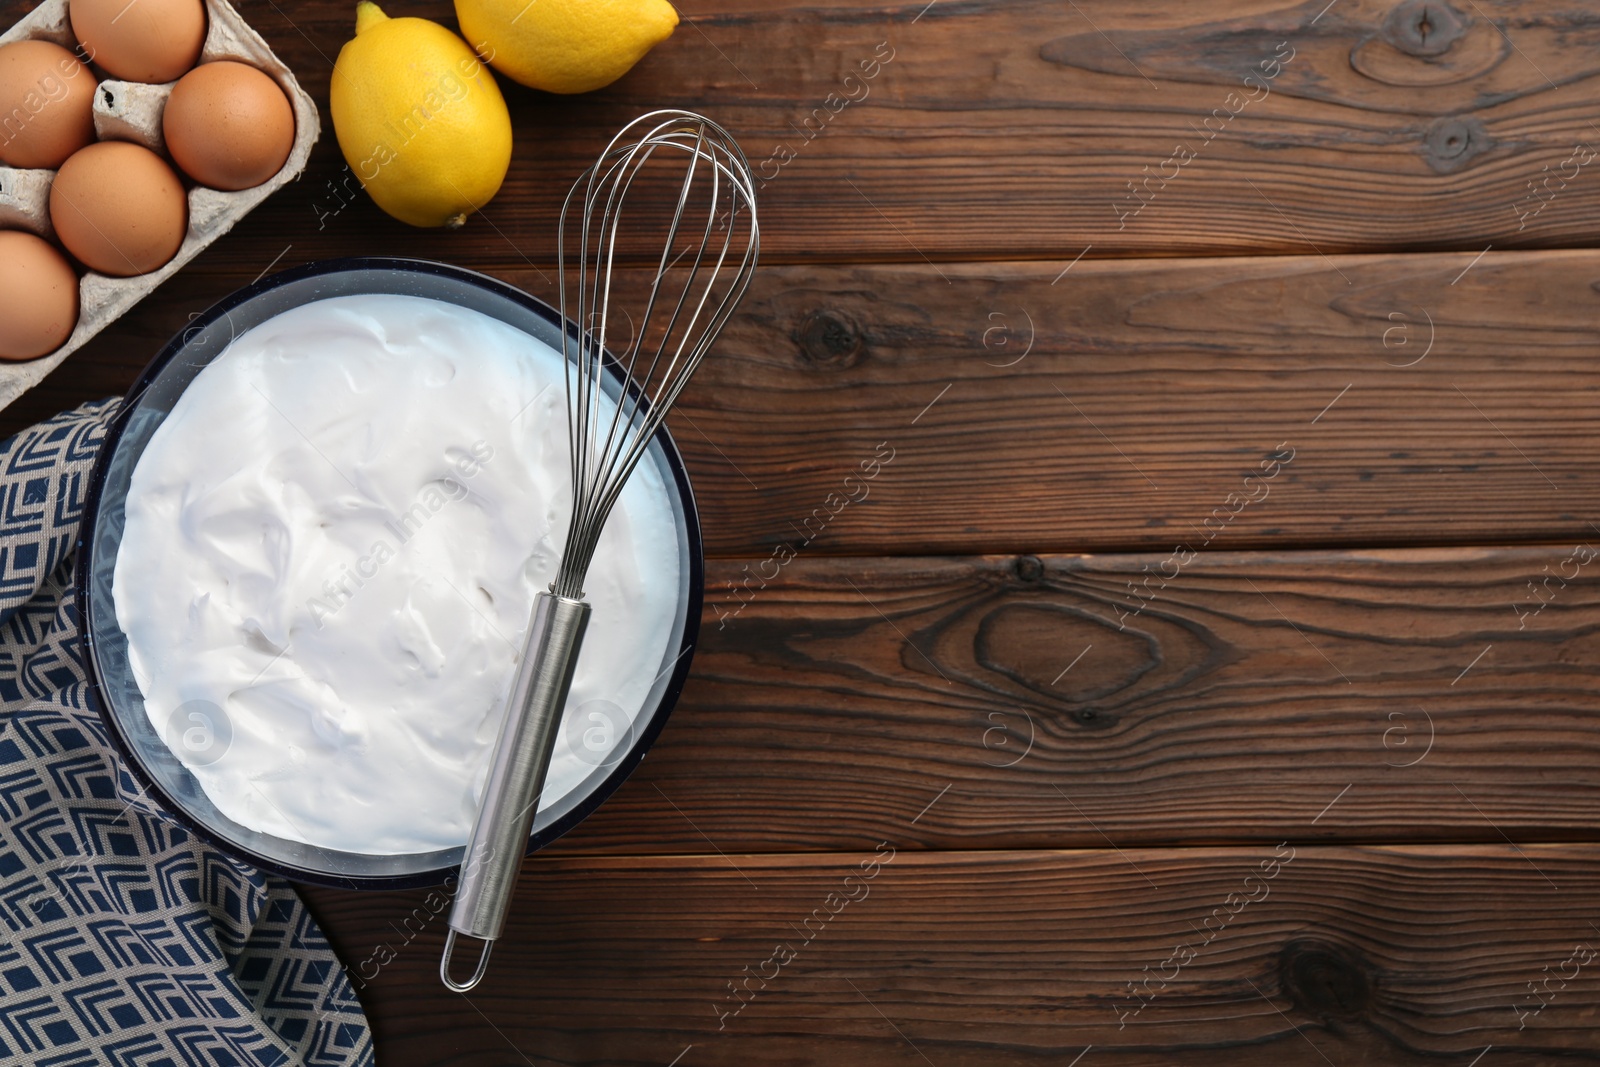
[73,256,704,890]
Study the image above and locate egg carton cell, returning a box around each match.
[0,0,320,403]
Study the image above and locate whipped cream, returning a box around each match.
[114,293,682,855]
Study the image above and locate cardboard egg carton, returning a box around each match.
[0,0,320,411]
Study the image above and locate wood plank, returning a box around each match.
[492,545,1600,855]
[670,248,1600,556]
[299,844,1600,1064]
[8,0,1600,268]
[15,250,1600,555]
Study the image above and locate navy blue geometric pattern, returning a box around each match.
[0,400,373,1067]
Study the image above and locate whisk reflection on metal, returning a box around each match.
[441,110,759,992]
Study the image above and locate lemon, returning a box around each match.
[330,2,513,228]
[455,0,678,95]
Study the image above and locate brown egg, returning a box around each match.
[164,61,294,191]
[51,141,187,276]
[0,230,79,360]
[0,40,97,169]
[70,0,206,84]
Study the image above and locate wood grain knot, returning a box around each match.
[1421,117,1490,174]
[1014,555,1045,583]
[1351,0,1503,87]
[974,603,1155,722]
[1381,0,1465,57]
[1279,939,1374,1021]
[795,309,866,368]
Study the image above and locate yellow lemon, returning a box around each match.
[455,0,678,95]
[330,2,513,228]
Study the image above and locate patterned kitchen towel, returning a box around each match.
[0,398,374,1067]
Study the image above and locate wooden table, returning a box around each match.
[8,0,1600,1061]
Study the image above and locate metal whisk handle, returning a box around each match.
[441,590,590,992]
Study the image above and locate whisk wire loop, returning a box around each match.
[553,110,759,599]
